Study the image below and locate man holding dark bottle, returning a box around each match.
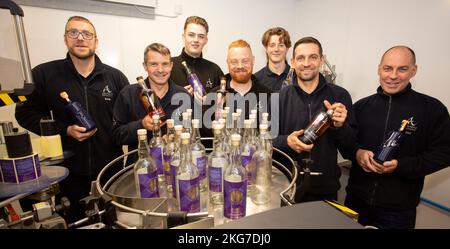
[112,43,190,163]
[272,36,356,203]
[344,46,450,229]
[15,16,129,222]
[170,16,224,94]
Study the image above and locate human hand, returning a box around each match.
[66,125,97,142]
[287,130,314,153]
[184,85,194,95]
[141,115,154,131]
[323,100,347,128]
[356,149,382,173]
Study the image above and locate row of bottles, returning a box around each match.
[133,110,273,222]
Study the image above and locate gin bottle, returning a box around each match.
[250,124,272,205]
[149,114,165,183]
[208,122,229,205]
[134,129,159,198]
[190,119,207,192]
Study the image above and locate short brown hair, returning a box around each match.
[144,43,171,63]
[65,16,96,36]
[292,36,323,58]
[184,16,209,33]
[261,27,291,48]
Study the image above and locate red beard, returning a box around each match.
[230,70,252,83]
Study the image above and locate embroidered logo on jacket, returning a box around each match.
[102,85,113,100]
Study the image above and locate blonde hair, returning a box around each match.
[144,43,171,63]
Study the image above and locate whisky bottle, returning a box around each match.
[137,76,167,122]
[60,91,96,131]
[281,67,295,89]
[373,119,410,164]
[299,109,334,145]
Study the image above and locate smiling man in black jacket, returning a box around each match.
[15,16,129,222]
[345,46,450,229]
[273,37,356,203]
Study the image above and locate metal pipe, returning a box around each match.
[12,15,33,84]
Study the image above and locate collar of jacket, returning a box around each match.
[143,77,177,96]
[180,48,203,65]
[292,73,328,96]
[264,61,290,76]
[376,83,412,98]
[64,52,105,79]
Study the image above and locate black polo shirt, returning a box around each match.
[255,63,291,92]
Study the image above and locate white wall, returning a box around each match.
[0,0,448,206]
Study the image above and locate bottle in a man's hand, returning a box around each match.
[299,109,334,145]
[181,61,206,103]
[137,76,167,122]
[60,91,96,131]
[373,119,409,164]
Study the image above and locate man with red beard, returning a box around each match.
[15,16,129,222]
[208,39,271,122]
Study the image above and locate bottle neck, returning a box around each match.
[152,123,162,142]
[137,137,149,159]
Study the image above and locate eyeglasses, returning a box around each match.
[65,29,95,40]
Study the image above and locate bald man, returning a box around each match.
[344,46,450,229]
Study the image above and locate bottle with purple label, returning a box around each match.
[170,125,183,203]
[190,119,207,192]
[250,124,272,205]
[181,61,206,104]
[224,134,247,221]
[134,129,159,198]
[163,119,175,192]
[176,132,200,213]
[149,115,165,190]
[241,120,256,193]
[208,121,229,205]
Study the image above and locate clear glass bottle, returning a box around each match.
[215,77,228,120]
[134,129,159,198]
[149,115,165,185]
[163,119,175,192]
[250,124,272,205]
[299,109,334,145]
[136,76,167,122]
[190,119,207,192]
[241,120,256,193]
[176,132,200,213]
[224,134,247,221]
[208,122,229,205]
[182,112,191,135]
[170,125,183,199]
[281,67,295,89]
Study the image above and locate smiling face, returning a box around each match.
[227,46,254,84]
[265,35,288,64]
[292,43,323,84]
[378,47,417,95]
[182,23,208,58]
[144,50,173,86]
[64,20,97,60]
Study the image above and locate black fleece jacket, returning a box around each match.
[273,74,357,195]
[15,53,129,177]
[346,84,450,209]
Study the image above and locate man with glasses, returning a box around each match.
[112,43,190,163]
[15,16,129,223]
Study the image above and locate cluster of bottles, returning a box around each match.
[133,108,273,222]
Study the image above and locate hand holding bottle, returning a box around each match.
[323,100,347,128]
[66,124,97,142]
[356,149,398,174]
[287,129,314,153]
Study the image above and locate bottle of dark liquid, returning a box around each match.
[281,67,294,89]
[136,76,167,122]
[299,109,334,145]
[373,119,409,164]
[181,61,206,103]
[60,91,96,131]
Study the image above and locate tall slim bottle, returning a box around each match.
[281,67,294,89]
[181,61,206,104]
[250,124,272,205]
[170,125,183,199]
[241,120,256,192]
[176,132,200,213]
[215,77,228,120]
[299,109,334,145]
[150,115,165,185]
[224,134,247,221]
[373,119,410,164]
[137,76,167,122]
[163,119,175,191]
[208,122,229,205]
[134,129,159,198]
[191,119,207,192]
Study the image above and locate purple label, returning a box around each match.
[33,154,41,177]
[196,156,207,180]
[137,170,159,198]
[163,154,172,185]
[209,167,223,193]
[150,147,163,175]
[0,159,16,183]
[15,157,38,182]
[241,155,253,184]
[224,179,247,219]
[178,177,200,213]
[188,75,205,95]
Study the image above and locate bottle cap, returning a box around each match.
[236,109,242,115]
[244,119,252,128]
[224,106,230,112]
[187,109,192,114]
[326,109,334,116]
[262,112,269,119]
[231,134,241,142]
[137,129,147,136]
[174,125,183,131]
[259,124,268,131]
[180,132,190,140]
[192,119,199,128]
[251,109,257,115]
[166,119,174,127]
[182,112,188,120]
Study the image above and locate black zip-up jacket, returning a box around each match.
[273,74,356,195]
[112,78,191,163]
[15,53,129,177]
[170,48,224,93]
[346,84,450,209]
